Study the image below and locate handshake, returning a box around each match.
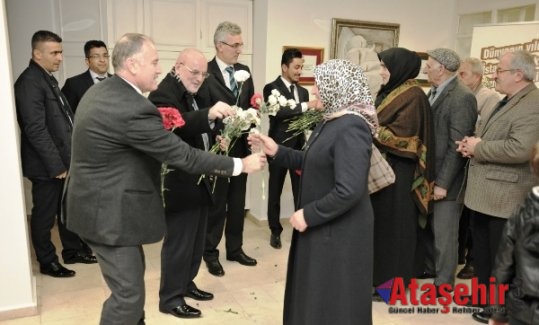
[241,133,280,174]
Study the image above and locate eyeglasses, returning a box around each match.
[220,41,244,50]
[180,63,210,79]
[88,54,110,60]
[495,68,518,74]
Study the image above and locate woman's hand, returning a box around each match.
[247,133,278,157]
[290,209,308,232]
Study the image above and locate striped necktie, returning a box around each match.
[225,66,238,97]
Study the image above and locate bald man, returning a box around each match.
[148,48,234,319]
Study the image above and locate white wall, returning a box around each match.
[0,0,37,320]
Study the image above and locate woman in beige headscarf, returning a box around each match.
[250,59,376,325]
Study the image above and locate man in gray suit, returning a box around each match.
[422,48,477,293]
[65,33,266,325]
[456,50,539,324]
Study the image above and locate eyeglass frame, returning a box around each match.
[87,54,110,60]
[495,68,519,74]
[179,63,210,79]
[219,41,244,50]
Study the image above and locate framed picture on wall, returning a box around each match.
[330,18,400,59]
[283,46,324,85]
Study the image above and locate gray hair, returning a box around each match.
[112,33,152,71]
[462,57,484,76]
[213,21,242,46]
[506,50,535,81]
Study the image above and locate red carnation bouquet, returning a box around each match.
[158,107,185,206]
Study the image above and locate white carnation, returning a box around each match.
[234,70,250,83]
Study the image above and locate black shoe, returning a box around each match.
[270,234,281,249]
[160,304,201,318]
[186,288,214,301]
[416,271,436,279]
[40,261,76,278]
[64,252,98,264]
[227,251,257,266]
[472,310,491,324]
[205,259,225,277]
[457,264,476,279]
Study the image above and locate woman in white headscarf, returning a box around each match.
[249,59,376,325]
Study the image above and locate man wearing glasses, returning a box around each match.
[148,48,235,319]
[62,40,112,113]
[204,21,257,277]
[456,50,539,324]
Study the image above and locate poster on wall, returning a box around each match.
[470,21,539,89]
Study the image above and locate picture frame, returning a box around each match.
[282,46,324,85]
[415,52,431,87]
[330,18,400,59]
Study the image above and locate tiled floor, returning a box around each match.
[4,218,481,324]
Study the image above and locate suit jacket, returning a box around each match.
[15,59,74,178]
[65,75,235,246]
[206,57,254,158]
[148,73,215,211]
[61,69,112,113]
[264,76,309,149]
[430,77,477,200]
[464,83,539,218]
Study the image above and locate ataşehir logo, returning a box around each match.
[375,277,508,314]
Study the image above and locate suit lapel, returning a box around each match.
[274,77,294,100]
[480,84,533,136]
[431,78,457,111]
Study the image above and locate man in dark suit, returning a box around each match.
[14,30,97,279]
[65,33,265,324]
[422,48,477,293]
[264,48,317,249]
[203,21,257,277]
[148,48,235,319]
[61,40,112,113]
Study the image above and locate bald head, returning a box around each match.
[174,48,209,94]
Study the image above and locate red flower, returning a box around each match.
[250,93,263,109]
[158,107,185,130]
[295,169,302,176]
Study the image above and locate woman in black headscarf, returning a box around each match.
[371,48,435,296]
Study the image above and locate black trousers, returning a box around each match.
[160,204,208,310]
[267,163,300,235]
[470,210,507,294]
[29,177,84,265]
[204,173,247,261]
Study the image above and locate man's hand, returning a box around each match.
[307,99,324,111]
[433,185,447,201]
[247,133,278,157]
[208,101,235,121]
[55,171,67,179]
[216,135,229,151]
[456,136,481,158]
[290,209,308,232]
[241,152,267,173]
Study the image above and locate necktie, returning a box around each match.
[95,76,106,82]
[429,87,437,104]
[289,84,298,102]
[225,66,238,97]
[191,96,210,151]
[49,75,74,126]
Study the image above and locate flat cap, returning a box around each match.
[427,48,461,72]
